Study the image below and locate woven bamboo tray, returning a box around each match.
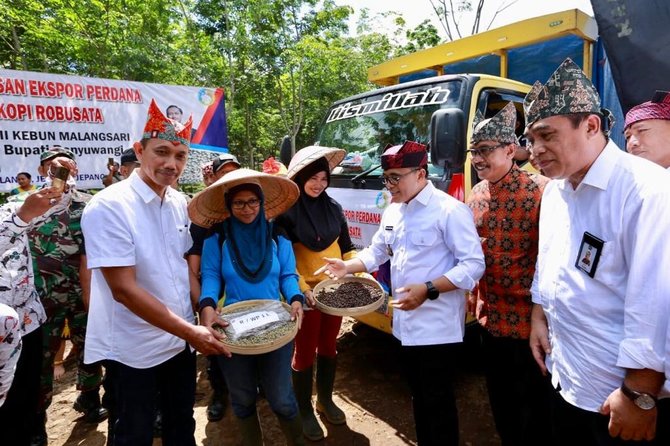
[218,299,297,355]
[313,276,386,317]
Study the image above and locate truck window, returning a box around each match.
[316,80,463,177]
[475,90,526,138]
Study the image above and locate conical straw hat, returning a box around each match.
[188,168,299,228]
[286,146,346,180]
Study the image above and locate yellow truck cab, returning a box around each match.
[311,9,623,334]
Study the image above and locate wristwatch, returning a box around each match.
[620,382,657,410]
[425,281,439,300]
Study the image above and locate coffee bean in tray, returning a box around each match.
[316,281,383,308]
[215,321,295,347]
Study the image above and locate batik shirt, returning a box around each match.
[467,165,548,339]
[29,190,91,301]
[0,194,71,336]
[0,303,20,406]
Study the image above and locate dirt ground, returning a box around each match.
[47,319,500,446]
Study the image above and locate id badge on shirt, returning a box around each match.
[385,225,394,256]
[575,231,604,278]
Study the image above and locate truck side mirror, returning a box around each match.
[279,136,292,167]
[430,108,465,170]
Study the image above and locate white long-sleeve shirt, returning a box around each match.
[358,181,485,346]
[531,141,670,411]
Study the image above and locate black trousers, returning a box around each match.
[207,354,227,395]
[0,328,43,446]
[104,346,196,446]
[400,343,460,446]
[482,330,553,446]
[550,384,670,446]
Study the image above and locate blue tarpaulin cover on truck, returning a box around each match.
[399,35,625,147]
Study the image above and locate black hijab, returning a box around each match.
[282,157,343,252]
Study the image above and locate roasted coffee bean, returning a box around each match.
[316,281,383,308]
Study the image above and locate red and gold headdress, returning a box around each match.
[141,99,192,146]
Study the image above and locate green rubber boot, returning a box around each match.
[315,355,346,425]
[278,415,306,446]
[292,367,324,441]
[237,413,263,446]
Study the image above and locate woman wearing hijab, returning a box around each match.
[277,147,356,441]
[192,169,305,446]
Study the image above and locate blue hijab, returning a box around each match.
[223,184,274,283]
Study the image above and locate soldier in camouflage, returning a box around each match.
[28,147,106,446]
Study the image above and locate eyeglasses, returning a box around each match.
[381,168,420,186]
[466,143,505,158]
[231,198,261,210]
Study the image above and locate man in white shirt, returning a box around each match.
[624,90,670,169]
[466,102,551,446]
[624,91,670,441]
[526,59,670,445]
[317,141,485,446]
[82,99,229,446]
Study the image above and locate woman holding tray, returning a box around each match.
[276,146,356,441]
[189,169,305,446]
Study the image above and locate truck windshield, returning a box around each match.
[315,80,462,176]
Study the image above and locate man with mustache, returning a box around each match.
[466,102,550,446]
[81,99,229,445]
[28,147,106,446]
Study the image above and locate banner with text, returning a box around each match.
[327,187,390,250]
[0,69,228,191]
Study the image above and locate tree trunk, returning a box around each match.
[11,25,27,71]
[245,99,252,167]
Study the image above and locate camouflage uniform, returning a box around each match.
[28,189,102,411]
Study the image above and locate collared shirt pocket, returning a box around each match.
[176,224,192,255]
[409,230,437,249]
[593,241,625,291]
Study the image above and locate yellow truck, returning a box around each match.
[312,9,624,333]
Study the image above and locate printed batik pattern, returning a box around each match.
[0,199,71,337]
[0,303,21,406]
[471,102,518,145]
[524,58,601,126]
[467,166,548,339]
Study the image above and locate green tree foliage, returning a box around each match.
[0,0,404,168]
[398,19,441,56]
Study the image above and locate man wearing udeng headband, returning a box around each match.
[82,99,229,445]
